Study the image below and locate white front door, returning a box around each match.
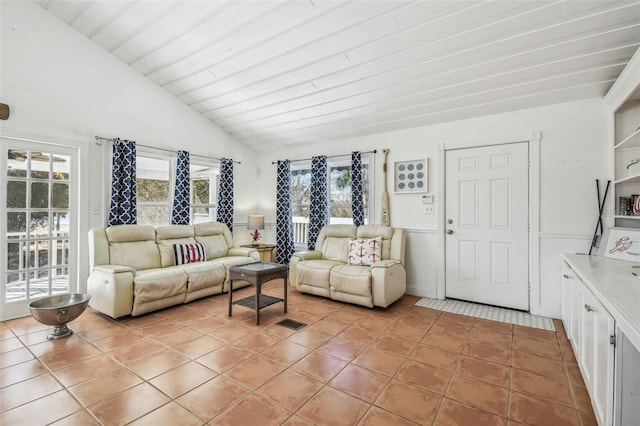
[445,142,529,310]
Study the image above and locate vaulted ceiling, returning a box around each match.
[37,0,640,151]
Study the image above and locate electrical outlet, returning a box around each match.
[424,206,434,214]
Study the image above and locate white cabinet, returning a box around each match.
[562,261,616,426]
[579,283,615,426]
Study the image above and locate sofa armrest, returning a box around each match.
[289,251,322,288]
[370,259,401,268]
[292,251,322,261]
[94,264,136,274]
[370,262,406,308]
[87,266,135,318]
[228,247,258,257]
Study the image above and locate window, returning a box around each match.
[2,139,78,319]
[136,153,219,226]
[190,163,218,224]
[136,156,171,227]
[291,154,372,245]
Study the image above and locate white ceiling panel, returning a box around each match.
[37,0,640,150]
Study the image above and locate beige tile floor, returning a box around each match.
[1,280,597,425]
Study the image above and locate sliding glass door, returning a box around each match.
[1,138,78,320]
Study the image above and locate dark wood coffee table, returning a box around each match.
[228,262,288,325]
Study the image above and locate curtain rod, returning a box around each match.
[271,149,377,164]
[94,136,241,164]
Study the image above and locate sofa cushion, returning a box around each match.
[358,225,394,260]
[296,260,343,289]
[194,222,235,259]
[174,243,207,265]
[156,225,197,267]
[181,261,226,292]
[107,225,162,270]
[347,237,382,265]
[330,264,372,296]
[133,267,188,304]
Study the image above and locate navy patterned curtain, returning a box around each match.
[308,155,328,250]
[216,158,234,232]
[276,160,295,264]
[351,151,364,227]
[108,138,137,226]
[171,150,190,225]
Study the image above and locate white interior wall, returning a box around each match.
[0,2,260,290]
[1,2,613,318]
[256,99,610,318]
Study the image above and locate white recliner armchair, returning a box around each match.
[289,224,406,308]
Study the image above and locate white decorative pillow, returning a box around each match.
[347,237,382,265]
[173,243,207,265]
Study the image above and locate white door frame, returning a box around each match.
[436,131,541,315]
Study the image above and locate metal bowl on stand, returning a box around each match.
[28,293,91,340]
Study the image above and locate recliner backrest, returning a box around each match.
[194,222,233,259]
[106,224,161,270]
[156,225,196,267]
[315,224,357,261]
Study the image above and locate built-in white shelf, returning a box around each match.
[614,126,640,150]
[615,172,640,185]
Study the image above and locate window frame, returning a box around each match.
[135,150,220,226]
[290,153,374,246]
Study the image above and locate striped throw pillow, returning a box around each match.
[173,243,207,265]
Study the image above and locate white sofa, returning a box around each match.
[88,222,258,318]
[289,224,406,308]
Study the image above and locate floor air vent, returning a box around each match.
[276,319,307,330]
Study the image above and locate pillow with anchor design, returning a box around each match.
[173,243,207,265]
[347,237,382,266]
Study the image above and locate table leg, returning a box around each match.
[228,279,233,317]
[284,275,288,314]
[255,282,260,325]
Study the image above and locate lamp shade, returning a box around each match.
[247,215,265,230]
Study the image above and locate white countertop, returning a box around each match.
[562,253,640,353]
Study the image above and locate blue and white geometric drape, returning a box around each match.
[216,158,234,232]
[171,150,190,225]
[108,138,137,226]
[276,160,295,264]
[351,151,364,227]
[308,155,328,250]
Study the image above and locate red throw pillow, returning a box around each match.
[347,237,382,265]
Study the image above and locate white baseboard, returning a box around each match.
[537,306,562,320]
[406,284,436,299]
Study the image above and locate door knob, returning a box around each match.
[447,229,453,235]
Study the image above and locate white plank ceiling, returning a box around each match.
[37,0,640,151]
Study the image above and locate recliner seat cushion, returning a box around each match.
[330,264,371,296]
[181,261,226,292]
[133,267,188,304]
[296,260,343,289]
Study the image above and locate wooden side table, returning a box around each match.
[241,244,276,262]
[228,262,288,325]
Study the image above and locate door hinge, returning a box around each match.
[610,335,616,346]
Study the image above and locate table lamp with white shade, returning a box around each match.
[247,215,265,245]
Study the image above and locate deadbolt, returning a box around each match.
[447,219,453,224]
